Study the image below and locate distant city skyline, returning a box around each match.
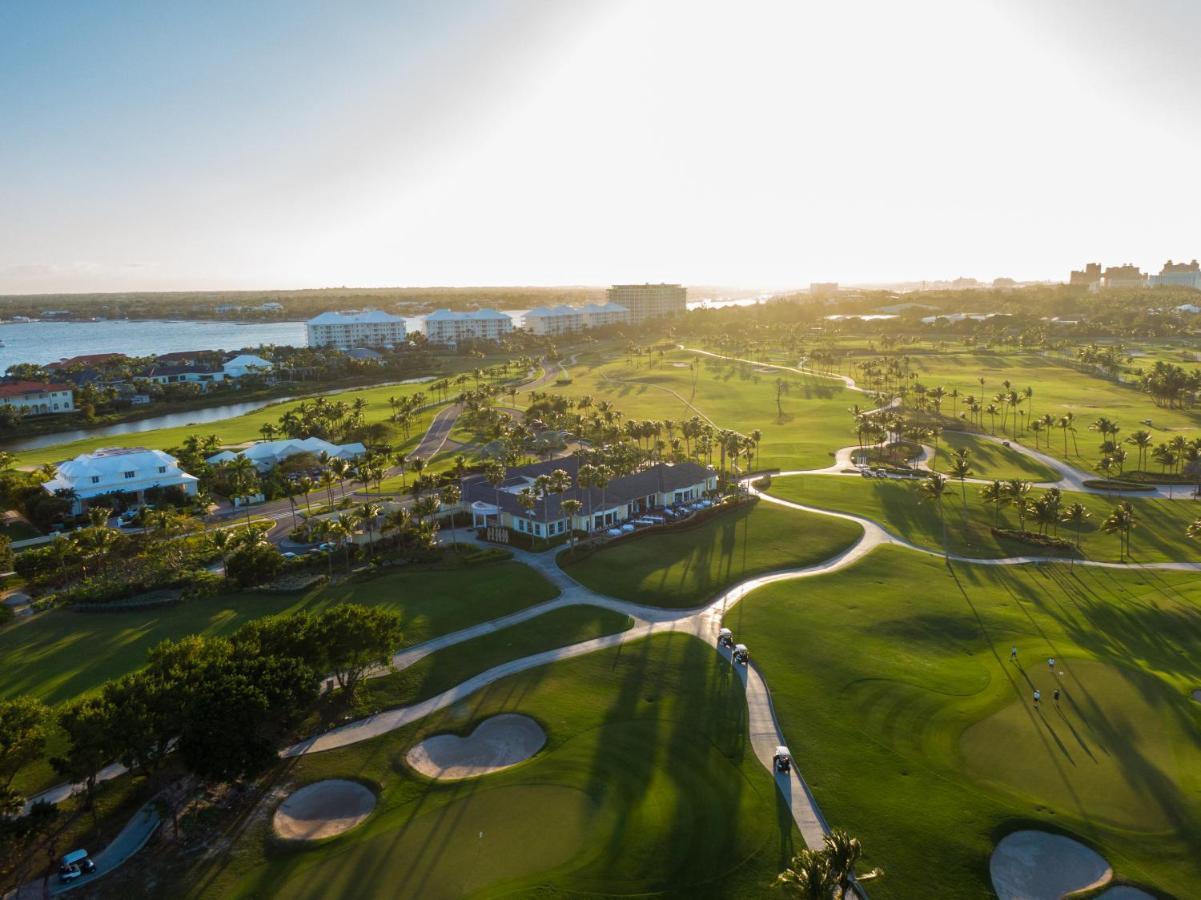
[4,0,1201,294]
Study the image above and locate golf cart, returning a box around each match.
[718,627,734,649]
[732,643,750,665]
[773,745,792,773]
[58,849,95,883]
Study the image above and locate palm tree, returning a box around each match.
[358,502,381,555]
[1061,502,1091,549]
[439,484,461,547]
[1007,480,1032,530]
[319,469,337,509]
[919,472,949,559]
[775,848,835,899]
[516,486,537,540]
[1102,500,1136,559]
[330,457,352,498]
[1125,429,1153,473]
[1187,518,1201,543]
[980,480,1008,527]
[561,498,582,554]
[949,450,973,506]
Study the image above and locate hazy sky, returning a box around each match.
[3,0,1201,294]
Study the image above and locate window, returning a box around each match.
[157,466,167,474]
[124,471,136,479]
[90,476,101,484]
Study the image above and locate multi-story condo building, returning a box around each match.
[306,310,407,350]
[1102,264,1147,290]
[423,308,513,344]
[605,284,687,321]
[42,447,199,515]
[1151,260,1201,290]
[0,382,76,416]
[1069,263,1102,288]
[580,302,631,328]
[524,305,585,335]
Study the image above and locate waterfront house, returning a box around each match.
[306,310,407,350]
[222,354,274,379]
[0,382,76,416]
[42,447,199,515]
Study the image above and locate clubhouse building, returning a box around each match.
[461,457,717,539]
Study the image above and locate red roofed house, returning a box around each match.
[0,382,76,416]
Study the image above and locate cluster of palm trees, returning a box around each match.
[273,396,369,444]
[1086,419,1201,483]
[775,829,883,899]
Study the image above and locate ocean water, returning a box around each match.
[1,297,768,368]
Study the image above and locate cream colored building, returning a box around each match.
[524,305,584,335]
[581,302,630,328]
[606,284,686,321]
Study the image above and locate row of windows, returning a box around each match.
[87,465,168,485]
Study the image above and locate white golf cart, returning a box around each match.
[773,745,792,773]
[58,849,95,883]
[718,627,734,649]
[732,643,750,665]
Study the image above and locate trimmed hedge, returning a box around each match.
[991,527,1078,553]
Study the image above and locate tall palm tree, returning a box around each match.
[1061,502,1091,549]
[980,480,1008,527]
[919,472,949,559]
[561,498,582,554]
[439,484,461,548]
[1125,429,1153,473]
[949,450,973,506]
[358,502,381,555]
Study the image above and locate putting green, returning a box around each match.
[960,659,1191,832]
[726,545,1201,897]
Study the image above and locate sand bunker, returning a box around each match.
[273,779,376,841]
[406,714,546,780]
[990,830,1112,900]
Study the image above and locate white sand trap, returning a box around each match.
[406,714,546,780]
[273,779,376,841]
[671,362,690,368]
[1096,888,1157,899]
[990,830,1112,900]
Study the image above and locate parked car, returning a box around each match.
[773,746,792,773]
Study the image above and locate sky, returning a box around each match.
[3,0,1201,294]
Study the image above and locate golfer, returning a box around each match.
[1010,646,1018,661]
[1048,657,1055,672]
[1053,689,1060,704]
[1033,689,1041,707]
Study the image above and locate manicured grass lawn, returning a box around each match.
[931,429,1059,481]
[724,547,1201,897]
[356,604,633,713]
[562,500,863,607]
[0,561,559,707]
[177,633,800,899]
[766,474,1201,563]
[2,560,559,797]
[909,349,1201,458]
[554,350,856,472]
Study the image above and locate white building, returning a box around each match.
[581,302,630,328]
[1151,260,1201,291]
[524,305,585,336]
[206,436,367,472]
[222,354,274,379]
[0,382,76,416]
[306,310,407,350]
[43,447,199,515]
[606,284,686,321]
[423,308,513,344]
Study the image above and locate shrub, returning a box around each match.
[991,528,1078,552]
[182,571,224,600]
[225,543,284,588]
